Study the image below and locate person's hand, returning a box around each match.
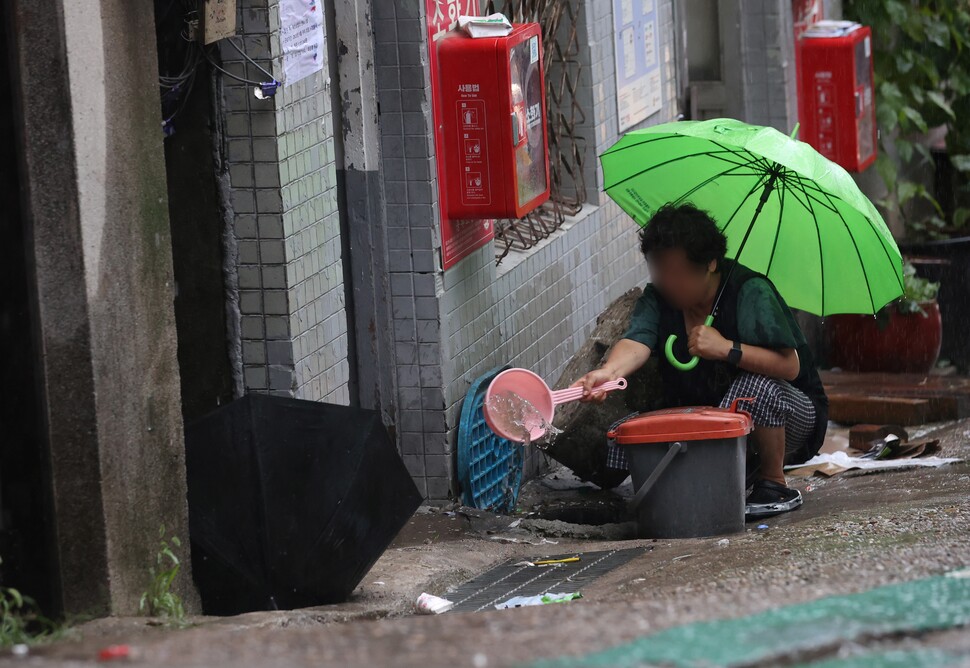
[570,367,617,403]
[687,325,732,362]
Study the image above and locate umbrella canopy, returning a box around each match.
[185,394,422,615]
[601,118,904,318]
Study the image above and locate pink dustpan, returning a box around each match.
[483,368,627,443]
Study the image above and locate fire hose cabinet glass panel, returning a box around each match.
[608,401,754,539]
[437,23,551,219]
[797,21,877,172]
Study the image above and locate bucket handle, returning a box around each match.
[729,396,756,420]
[627,441,685,512]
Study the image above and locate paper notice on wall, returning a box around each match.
[204,0,236,45]
[280,0,325,85]
[613,0,663,132]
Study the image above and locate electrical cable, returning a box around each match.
[157,0,281,135]
[202,47,270,86]
[226,38,275,81]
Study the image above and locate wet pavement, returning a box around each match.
[8,419,970,667]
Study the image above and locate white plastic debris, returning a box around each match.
[785,450,962,475]
[458,14,513,38]
[494,592,582,609]
[717,538,730,547]
[489,536,558,546]
[11,644,29,657]
[416,592,455,614]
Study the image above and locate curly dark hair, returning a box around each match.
[638,203,727,268]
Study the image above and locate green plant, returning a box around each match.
[0,584,60,647]
[139,525,187,627]
[897,261,941,314]
[844,0,970,240]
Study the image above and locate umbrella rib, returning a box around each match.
[751,155,777,173]
[799,178,902,282]
[748,157,867,218]
[863,216,906,305]
[789,171,823,221]
[877,231,907,301]
[785,175,840,215]
[800,178,903,297]
[765,175,787,276]
[706,137,766,162]
[817,186,877,315]
[672,157,767,206]
[791,174,903,307]
[602,149,756,190]
[788,173,826,316]
[778,176,814,216]
[814,209,826,317]
[721,171,773,236]
[794,177,867,216]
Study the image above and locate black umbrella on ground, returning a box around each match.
[184,393,422,615]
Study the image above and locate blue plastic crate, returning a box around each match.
[457,366,524,513]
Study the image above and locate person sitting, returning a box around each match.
[573,203,828,518]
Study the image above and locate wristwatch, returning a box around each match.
[727,340,743,366]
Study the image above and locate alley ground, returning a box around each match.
[9,419,970,667]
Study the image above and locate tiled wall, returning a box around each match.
[374,0,681,499]
[439,202,649,487]
[739,0,798,132]
[215,0,790,501]
[371,2,449,499]
[219,0,350,403]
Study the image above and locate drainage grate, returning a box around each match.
[445,548,645,613]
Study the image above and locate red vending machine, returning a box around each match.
[797,20,877,172]
[437,24,551,220]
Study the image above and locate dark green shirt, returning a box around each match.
[623,278,805,356]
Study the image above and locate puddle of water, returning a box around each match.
[537,505,628,526]
[485,391,562,449]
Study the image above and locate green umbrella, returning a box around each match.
[600,117,904,371]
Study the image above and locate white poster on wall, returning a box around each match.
[612,0,663,132]
[280,0,326,85]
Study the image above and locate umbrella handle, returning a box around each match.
[664,315,715,372]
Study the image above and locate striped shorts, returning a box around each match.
[606,372,817,471]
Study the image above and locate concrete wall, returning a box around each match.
[218,0,351,403]
[713,0,798,133]
[373,0,682,499]
[738,0,798,132]
[8,0,197,615]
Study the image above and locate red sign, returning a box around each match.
[426,0,496,270]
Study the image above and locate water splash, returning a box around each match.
[485,391,562,449]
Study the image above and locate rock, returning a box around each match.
[546,289,664,489]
